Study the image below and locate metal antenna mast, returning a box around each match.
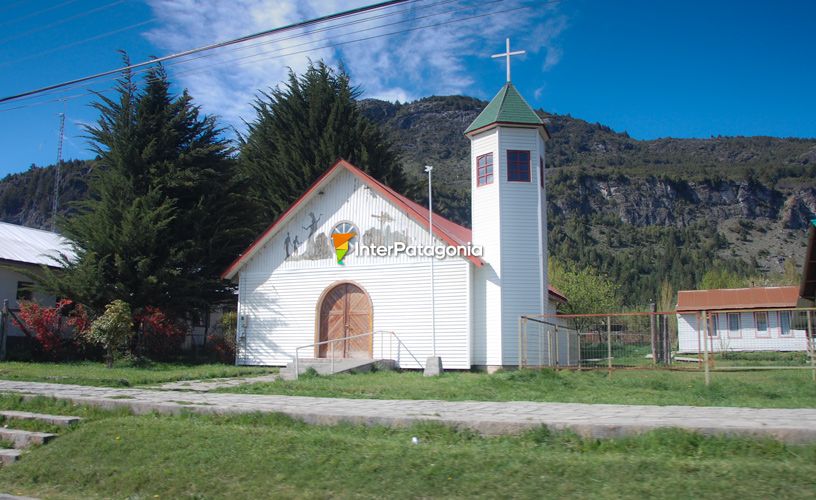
[52,110,65,231]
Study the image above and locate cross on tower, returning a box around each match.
[491,38,526,83]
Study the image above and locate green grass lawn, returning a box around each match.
[0,395,814,499]
[0,361,273,387]
[221,368,816,408]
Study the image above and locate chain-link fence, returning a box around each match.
[521,308,816,383]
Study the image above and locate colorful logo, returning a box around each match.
[330,222,358,265]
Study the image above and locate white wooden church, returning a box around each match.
[223,43,566,370]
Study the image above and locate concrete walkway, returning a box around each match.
[152,373,279,392]
[2,380,816,443]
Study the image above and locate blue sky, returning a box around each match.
[0,0,814,175]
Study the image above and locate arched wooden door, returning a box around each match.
[318,283,372,359]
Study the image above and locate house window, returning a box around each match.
[507,150,531,182]
[727,313,741,338]
[754,311,769,338]
[16,281,33,302]
[539,157,544,188]
[476,153,493,187]
[708,314,719,337]
[779,311,792,336]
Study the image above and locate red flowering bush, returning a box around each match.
[135,306,186,360]
[13,300,89,360]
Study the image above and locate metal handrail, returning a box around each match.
[293,330,423,380]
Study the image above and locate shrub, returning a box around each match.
[12,300,89,360]
[208,311,237,364]
[135,306,186,361]
[84,300,133,367]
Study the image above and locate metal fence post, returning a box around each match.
[554,324,560,369]
[331,341,335,374]
[547,329,553,367]
[0,299,7,362]
[607,315,612,374]
[538,328,543,369]
[649,302,657,366]
[702,310,710,386]
[518,316,523,368]
[807,311,815,383]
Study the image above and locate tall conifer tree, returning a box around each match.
[239,61,407,226]
[47,61,255,318]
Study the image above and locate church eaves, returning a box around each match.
[464,83,545,135]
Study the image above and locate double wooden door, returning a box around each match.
[318,283,372,359]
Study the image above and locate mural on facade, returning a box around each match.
[284,210,412,262]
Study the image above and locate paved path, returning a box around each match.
[152,373,279,392]
[2,380,816,443]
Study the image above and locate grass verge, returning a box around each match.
[0,395,814,499]
[0,361,273,387]
[221,368,816,408]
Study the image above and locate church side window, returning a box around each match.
[507,150,530,182]
[476,153,493,186]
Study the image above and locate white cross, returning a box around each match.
[491,38,526,83]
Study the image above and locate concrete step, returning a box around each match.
[0,429,57,449]
[0,449,22,465]
[280,358,396,380]
[0,411,81,427]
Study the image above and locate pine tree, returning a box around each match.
[46,62,255,318]
[239,61,407,227]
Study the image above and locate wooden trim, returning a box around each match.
[313,280,374,358]
[476,152,494,187]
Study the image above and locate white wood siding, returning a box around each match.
[470,129,503,365]
[238,260,470,368]
[234,168,472,368]
[469,125,550,366]
[677,311,809,352]
[498,127,546,366]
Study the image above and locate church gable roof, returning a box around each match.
[221,159,485,279]
[464,83,547,136]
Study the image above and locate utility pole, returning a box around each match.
[52,111,65,231]
[424,165,442,376]
[425,165,436,357]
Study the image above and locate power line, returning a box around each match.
[0,19,157,69]
[1,0,453,106]
[0,0,128,45]
[0,0,555,114]
[0,0,80,27]
[0,0,415,105]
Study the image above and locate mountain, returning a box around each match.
[2,95,814,305]
[359,96,816,304]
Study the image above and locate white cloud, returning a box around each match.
[142,0,567,130]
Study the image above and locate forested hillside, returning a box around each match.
[2,95,814,305]
[360,96,816,304]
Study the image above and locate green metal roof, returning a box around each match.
[464,83,543,134]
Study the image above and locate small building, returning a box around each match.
[0,222,75,338]
[223,72,572,370]
[676,286,809,353]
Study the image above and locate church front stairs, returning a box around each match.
[279,358,397,380]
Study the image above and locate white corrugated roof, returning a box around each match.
[0,222,76,267]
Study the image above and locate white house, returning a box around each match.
[0,222,75,339]
[676,286,810,353]
[223,71,571,370]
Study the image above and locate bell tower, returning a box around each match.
[466,39,550,369]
